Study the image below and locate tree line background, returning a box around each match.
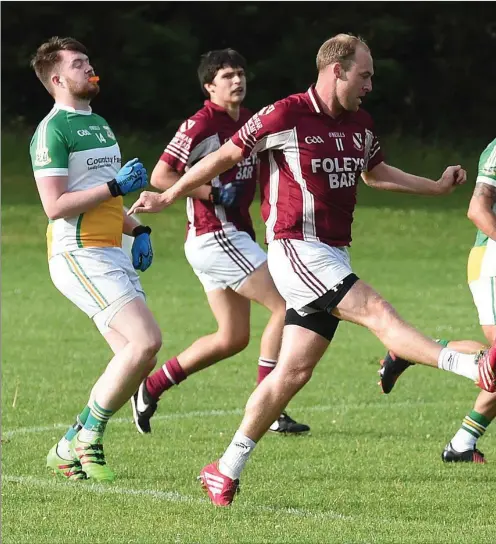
[2,2,495,146]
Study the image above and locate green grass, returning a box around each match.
[2,131,494,543]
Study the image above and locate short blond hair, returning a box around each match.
[316,33,369,72]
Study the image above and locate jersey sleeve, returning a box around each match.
[362,116,384,172]
[231,101,294,158]
[476,139,496,187]
[30,117,70,179]
[160,117,218,174]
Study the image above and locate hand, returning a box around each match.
[108,158,148,197]
[436,165,467,194]
[210,182,244,207]
[127,190,172,215]
[131,226,153,272]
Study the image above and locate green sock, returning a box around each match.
[78,400,113,442]
[451,410,491,451]
[63,405,91,442]
[435,338,450,348]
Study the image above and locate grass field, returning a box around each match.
[2,131,494,543]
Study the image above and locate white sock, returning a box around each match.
[218,431,256,480]
[56,437,73,460]
[437,349,478,381]
[78,428,102,443]
[450,428,477,452]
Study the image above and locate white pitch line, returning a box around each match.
[2,399,444,440]
[2,475,352,521]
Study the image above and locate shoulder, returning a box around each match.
[31,108,69,150]
[91,112,112,126]
[33,108,68,137]
[479,138,496,176]
[239,106,254,122]
[176,106,215,138]
[351,108,376,130]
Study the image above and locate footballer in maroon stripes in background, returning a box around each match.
[129,34,496,506]
[130,49,310,436]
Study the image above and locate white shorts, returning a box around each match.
[49,247,145,335]
[469,277,496,326]
[184,228,267,292]
[467,244,496,326]
[268,239,353,316]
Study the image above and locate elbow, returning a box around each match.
[150,178,160,190]
[467,205,478,224]
[150,174,169,191]
[361,173,376,187]
[45,206,62,221]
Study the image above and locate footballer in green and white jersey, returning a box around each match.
[30,104,123,259]
[467,138,496,325]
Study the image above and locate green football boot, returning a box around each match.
[70,434,115,482]
[46,443,87,481]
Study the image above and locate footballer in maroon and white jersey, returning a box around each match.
[130,37,486,507]
[161,100,257,240]
[231,85,384,248]
[131,48,310,439]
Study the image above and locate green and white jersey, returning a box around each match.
[468,139,496,282]
[30,104,124,259]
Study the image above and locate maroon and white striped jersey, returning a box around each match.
[161,100,257,239]
[230,86,384,247]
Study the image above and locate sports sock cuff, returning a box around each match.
[165,357,187,385]
[435,339,450,348]
[79,405,91,425]
[467,410,491,428]
[258,357,277,367]
[233,430,257,449]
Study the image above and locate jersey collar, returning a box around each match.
[55,103,93,115]
[306,85,354,123]
[306,85,322,114]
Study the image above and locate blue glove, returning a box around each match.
[108,158,148,197]
[131,226,153,272]
[210,182,244,207]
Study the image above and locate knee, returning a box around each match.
[146,355,158,373]
[216,330,250,358]
[366,297,398,334]
[139,331,162,362]
[279,364,314,391]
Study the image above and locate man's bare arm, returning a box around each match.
[362,162,466,195]
[36,176,112,220]
[128,140,244,214]
[467,182,496,241]
[150,160,212,201]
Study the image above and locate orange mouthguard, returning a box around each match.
[88,76,100,83]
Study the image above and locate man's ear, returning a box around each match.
[332,62,343,80]
[52,74,63,88]
[204,82,214,96]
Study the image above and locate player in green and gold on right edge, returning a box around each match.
[380,138,496,463]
